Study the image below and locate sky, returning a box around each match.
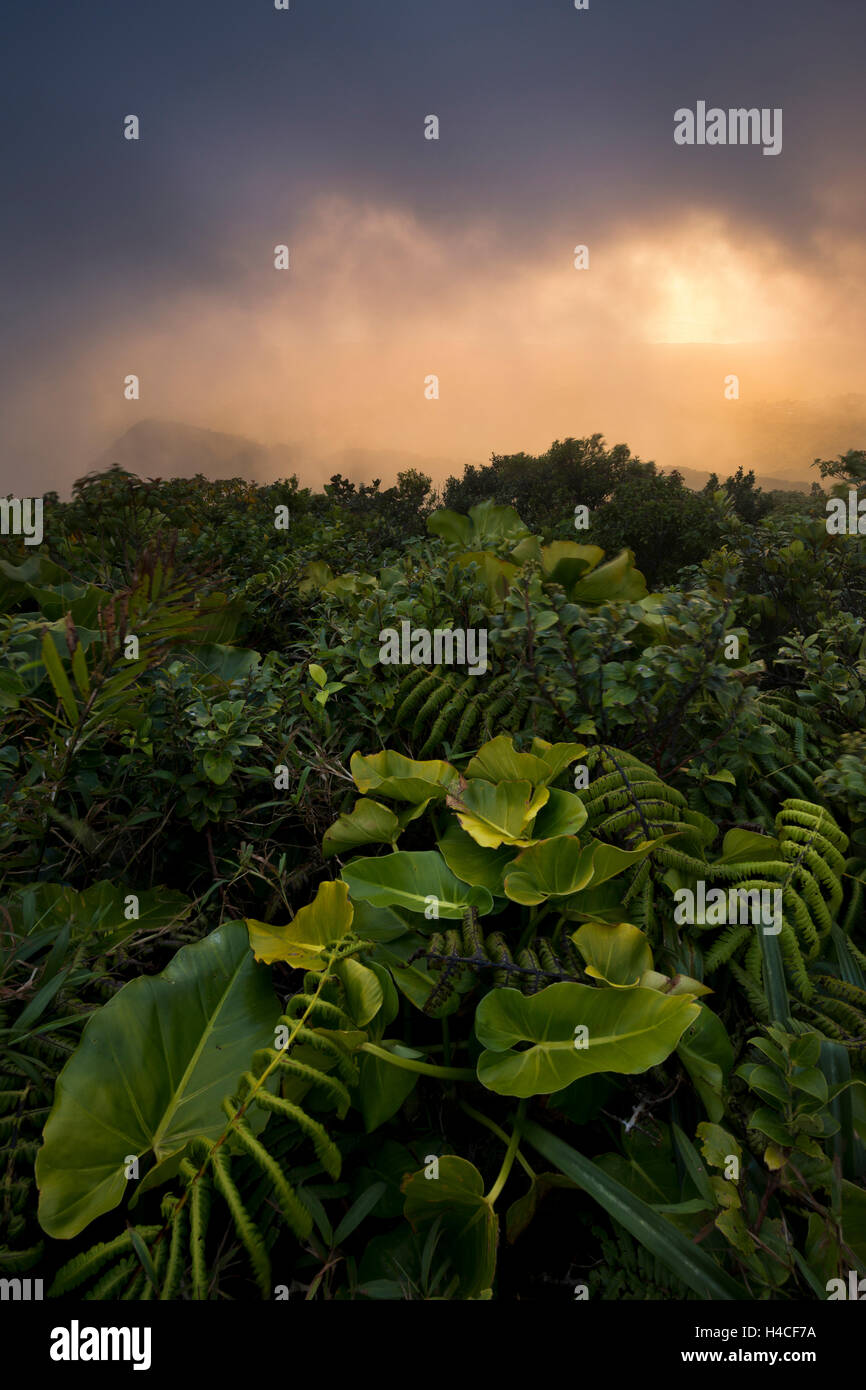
[1,0,865,494]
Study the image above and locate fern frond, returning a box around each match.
[83,1255,140,1301]
[223,1107,313,1238]
[47,1226,161,1298]
[159,1202,187,1300]
[208,1145,271,1297]
[250,1092,342,1180]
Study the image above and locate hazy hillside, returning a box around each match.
[92,418,820,496]
[91,420,481,494]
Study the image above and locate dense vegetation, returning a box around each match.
[2,438,865,1301]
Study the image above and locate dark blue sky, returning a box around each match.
[3,0,862,304]
[2,0,864,491]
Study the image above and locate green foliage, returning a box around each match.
[1,454,864,1300]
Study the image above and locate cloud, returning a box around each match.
[2,189,864,496]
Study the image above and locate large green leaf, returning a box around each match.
[520,1119,747,1299]
[342,850,493,919]
[452,552,520,606]
[465,500,530,545]
[475,982,700,1097]
[504,836,653,906]
[428,498,528,550]
[246,880,354,969]
[349,899,414,943]
[323,798,401,859]
[572,921,653,987]
[464,735,553,785]
[446,779,549,849]
[530,790,588,839]
[504,836,595,905]
[403,1156,498,1298]
[538,540,605,587]
[334,957,384,1027]
[426,508,473,546]
[350,750,459,804]
[569,548,647,603]
[36,922,280,1239]
[529,738,589,783]
[437,823,516,895]
[713,828,782,866]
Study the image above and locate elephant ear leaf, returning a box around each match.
[475,982,700,1098]
[246,879,354,969]
[504,837,655,905]
[349,750,458,803]
[573,921,654,987]
[341,850,493,919]
[323,798,401,859]
[446,779,549,849]
[464,735,551,785]
[36,922,280,1240]
[426,508,473,546]
[402,1156,497,1298]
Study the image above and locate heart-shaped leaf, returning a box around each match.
[528,790,588,840]
[437,823,516,895]
[334,956,384,1027]
[464,735,552,785]
[246,880,354,969]
[529,738,588,782]
[426,508,473,546]
[504,837,596,905]
[323,798,400,859]
[350,750,459,804]
[569,548,647,603]
[446,779,549,849]
[539,541,604,587]
[36,922,280,1239]
[573,921,654,987]
[505,837,655,906]
[403,1156,498,1298]
[475,982,700,1097]
[342,850,493,919]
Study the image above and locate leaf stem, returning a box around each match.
[485,1100,527,1204]
[360,1041,474,1081]
[460,1100,536,1181]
